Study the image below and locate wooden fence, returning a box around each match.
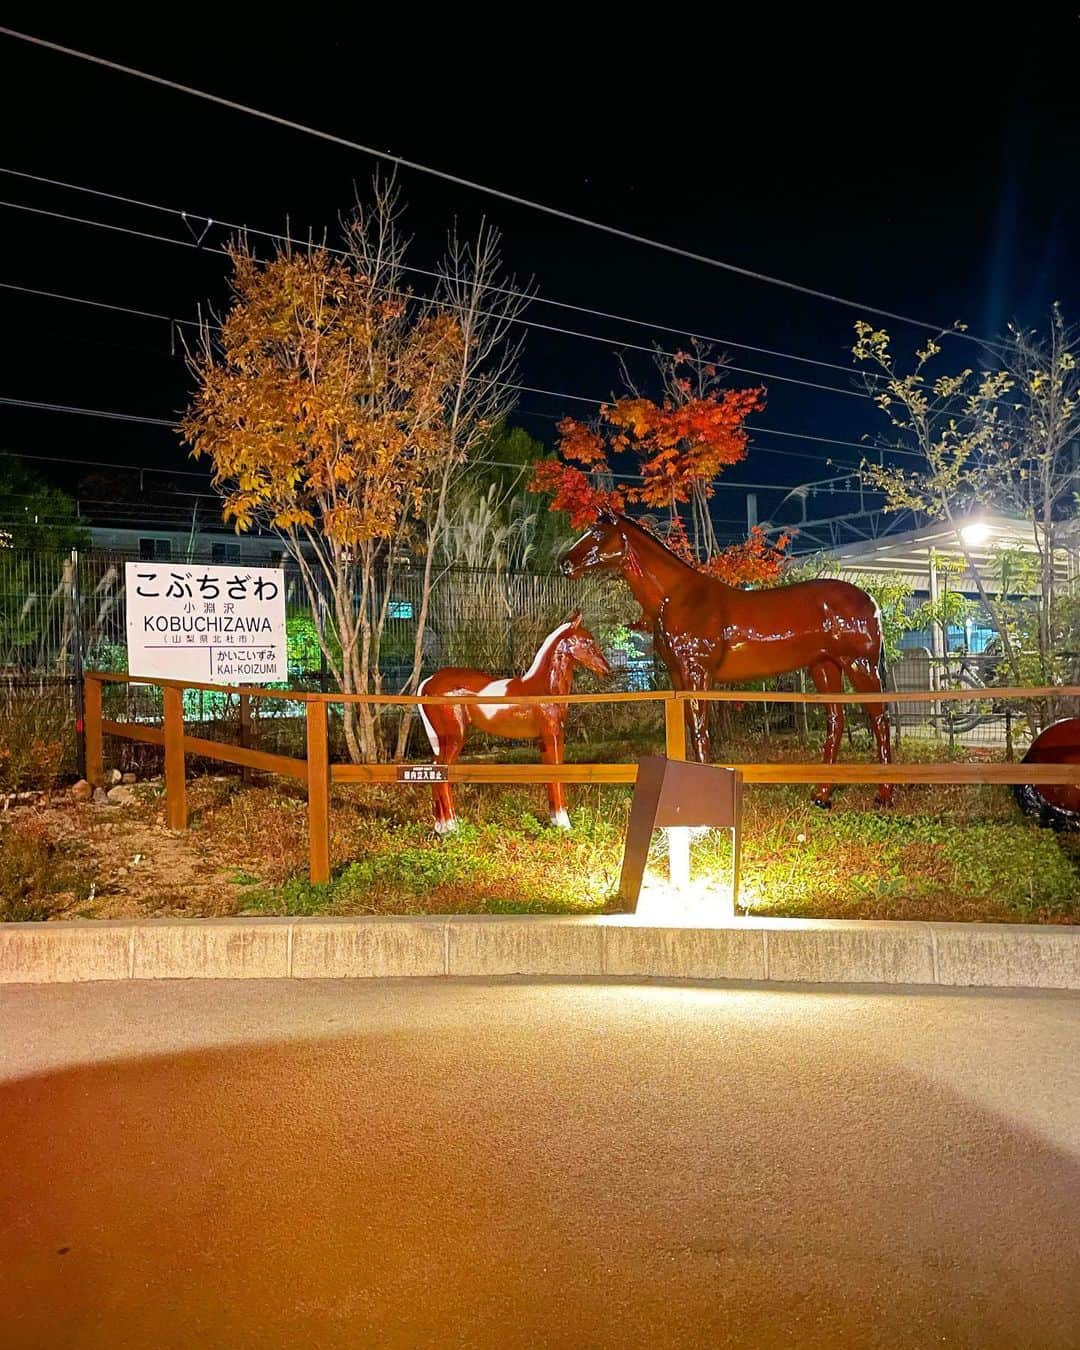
[84,673,1080,884]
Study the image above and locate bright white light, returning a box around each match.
[960,520,991,547]
[666,827,692,889]
[633,827,739,925]
[635,874,738,926]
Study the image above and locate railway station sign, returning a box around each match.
[125,562,288,683]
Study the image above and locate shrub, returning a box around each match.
[0,818,95,921]
[0,685,74,794]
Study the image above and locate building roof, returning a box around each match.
[822,512,1076,592]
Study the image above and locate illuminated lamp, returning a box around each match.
[618,756,744,917]
[959,520,992,547]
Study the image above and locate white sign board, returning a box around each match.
[125,562,288,684]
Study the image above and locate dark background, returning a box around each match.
[2,13,1078,541]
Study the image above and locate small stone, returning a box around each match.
[106,785,138,806]
[115,866,128,878]
[93,787,109,805]
[107,769,122,786]
[70,779,93,803]
[122,772,137,785]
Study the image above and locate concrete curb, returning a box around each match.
[1,915,1079,990]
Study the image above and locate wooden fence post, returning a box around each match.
[84,675,103,788]
[664,693,687,761]
[306,700,331,885]
[162,684,188,831]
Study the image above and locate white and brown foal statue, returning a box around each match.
[417,612,611,834]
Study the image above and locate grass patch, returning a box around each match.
[241,811,622,916]
[722,799,1079,920]
[0,817,96,921]
[5,733,1078,923]
[223,769,1079,923]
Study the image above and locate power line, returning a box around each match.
[515,404,881,472]
[0,270,908,457]
[0,448,207,479]
[0,279,184,326]
[0,396,176,427]
[0,28,999,344]
[0,166,892,385]
[0,200,868,401]
[509,384,919,458]
[0,409,877,491]
[0,197,215,251]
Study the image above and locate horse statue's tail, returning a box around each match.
[870,597,889,691]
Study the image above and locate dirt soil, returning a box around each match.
[8,783,248,919]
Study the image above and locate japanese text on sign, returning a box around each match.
[125,562,288,683]
[396,764,449,783]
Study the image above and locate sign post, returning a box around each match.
[125,563,287,684]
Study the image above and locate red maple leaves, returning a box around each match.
[601,387,766,507]
[528,456,624,529]
[701,525,792,585]
[530,351,788,587]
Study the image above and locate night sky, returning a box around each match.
[2,14,1079,544]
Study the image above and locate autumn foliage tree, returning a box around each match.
[182,181,526,762]
[530,343,789,585]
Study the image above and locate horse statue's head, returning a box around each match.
[556,611,612,678]
[559,511,630,579]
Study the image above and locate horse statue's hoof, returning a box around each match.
[551,809,572,831]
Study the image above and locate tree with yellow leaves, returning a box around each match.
[854,308,1080,689]
[182,181,527,761]
[852,319,1022,679]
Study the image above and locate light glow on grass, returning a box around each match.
[634,827,743,925]
[667,826,691,889]
[635,872,743,925]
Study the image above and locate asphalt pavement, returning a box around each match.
[2,976,1079,1348]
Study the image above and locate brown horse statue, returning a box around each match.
[417,612,612,834]
[560,512,893,807]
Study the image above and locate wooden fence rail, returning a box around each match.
[84,673,1080,884]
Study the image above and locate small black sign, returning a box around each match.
[397,764,449,783]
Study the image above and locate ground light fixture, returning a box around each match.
[618,756,744,920]
[959,519,992,547]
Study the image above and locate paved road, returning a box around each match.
[2,977,1079,1349]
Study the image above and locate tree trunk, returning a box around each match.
[394,459,456,762]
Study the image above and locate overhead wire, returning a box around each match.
[0,181,930,475]
[0,29,1002,345]
[0,198,869,400]
[0,166,894,385]
[0,398,892,486]
[0,271,920,460]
